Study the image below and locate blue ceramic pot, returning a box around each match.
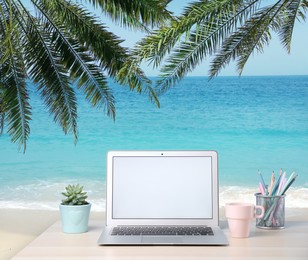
[59,203,91,233]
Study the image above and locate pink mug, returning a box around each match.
[225,203,264,238]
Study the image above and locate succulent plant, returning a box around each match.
[61,184,89,205]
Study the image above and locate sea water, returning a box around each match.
[0,76,307,210]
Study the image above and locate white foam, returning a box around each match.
[0,179,106,211]
[0,200,106,211]
[219,186,308,208]
[1,183,307,210]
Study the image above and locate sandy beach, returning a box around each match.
[0,209,59,259]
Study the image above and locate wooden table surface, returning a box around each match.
[13,209,308,259]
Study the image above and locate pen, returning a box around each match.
[280,172,296,192]
[280,173,297,195]
[259,182,265,195]
[258,171,267,195]
[268,172,275,196]
[271,169,282,195]
[277,172,286,195]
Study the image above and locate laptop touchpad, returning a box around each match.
[142,236,183,244]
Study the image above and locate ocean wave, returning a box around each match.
[1,182,307,210]
[0,179,106,211]
[219,186,308,208]
[0,199,106,211]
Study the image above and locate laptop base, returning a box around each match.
[98,226,228,246]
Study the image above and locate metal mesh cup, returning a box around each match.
[255,193,285,229]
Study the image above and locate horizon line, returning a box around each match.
[147,74,308,78]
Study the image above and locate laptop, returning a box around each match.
[98,150,228,245]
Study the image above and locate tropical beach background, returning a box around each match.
[2,1,308,259]
[1,75,308,210]
[1,0,308,212]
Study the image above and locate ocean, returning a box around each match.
[1,76,307,210]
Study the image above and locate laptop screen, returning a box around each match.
[111,155,213,219]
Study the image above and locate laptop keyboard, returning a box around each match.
[111,226,214,236]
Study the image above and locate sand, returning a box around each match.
[0,209,59,260]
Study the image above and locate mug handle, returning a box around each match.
[255,205,265,219]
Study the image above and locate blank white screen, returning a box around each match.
[112,156,213,219]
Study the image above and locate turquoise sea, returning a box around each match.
[1,76,308,210]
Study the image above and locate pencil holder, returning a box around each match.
[255,193,285,229]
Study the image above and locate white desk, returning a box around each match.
[14,209,308,259]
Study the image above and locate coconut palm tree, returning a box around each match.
[0,0,172,152]
[123,0,307,95]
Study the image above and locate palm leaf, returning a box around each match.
[85,0,172,30]
[0,0,9,136]
[132,0,256,69]
[36,0,116,119]
[0,85,5,135]
[39,0,126,78]
[153,0,260,93]
[277,0,304,53]
[299,0,308,18]
[2,65,31,152]
[12,1,78,140]
[39,0,158,108]
[0,1,31,151]
[116,1,213,81]
[210,1,292,77]
[116,57,160,106]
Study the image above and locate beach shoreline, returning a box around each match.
[1,185,307,211]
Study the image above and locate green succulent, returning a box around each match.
[61,184,89,205]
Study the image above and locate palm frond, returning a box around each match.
[210,1,292,77]
[2,65,31,152]
[119,3,208,77]
[301,0,308,12]
[155,32,207,94]
[0,1,8,135]
[153,0,260,93]
[133,0,256,69]
[0,1,31,151]
[277,0,302,53]
[36,0,116,119]
[13,0,78,140]
[40,0,126,78]
[116,58,160,107]
[0,85,5,135]
[85,0,172,30]
[1,0,14,65]
[39,0,159,109]
[300,0,308,18]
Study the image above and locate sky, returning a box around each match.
[22,0,308,77]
